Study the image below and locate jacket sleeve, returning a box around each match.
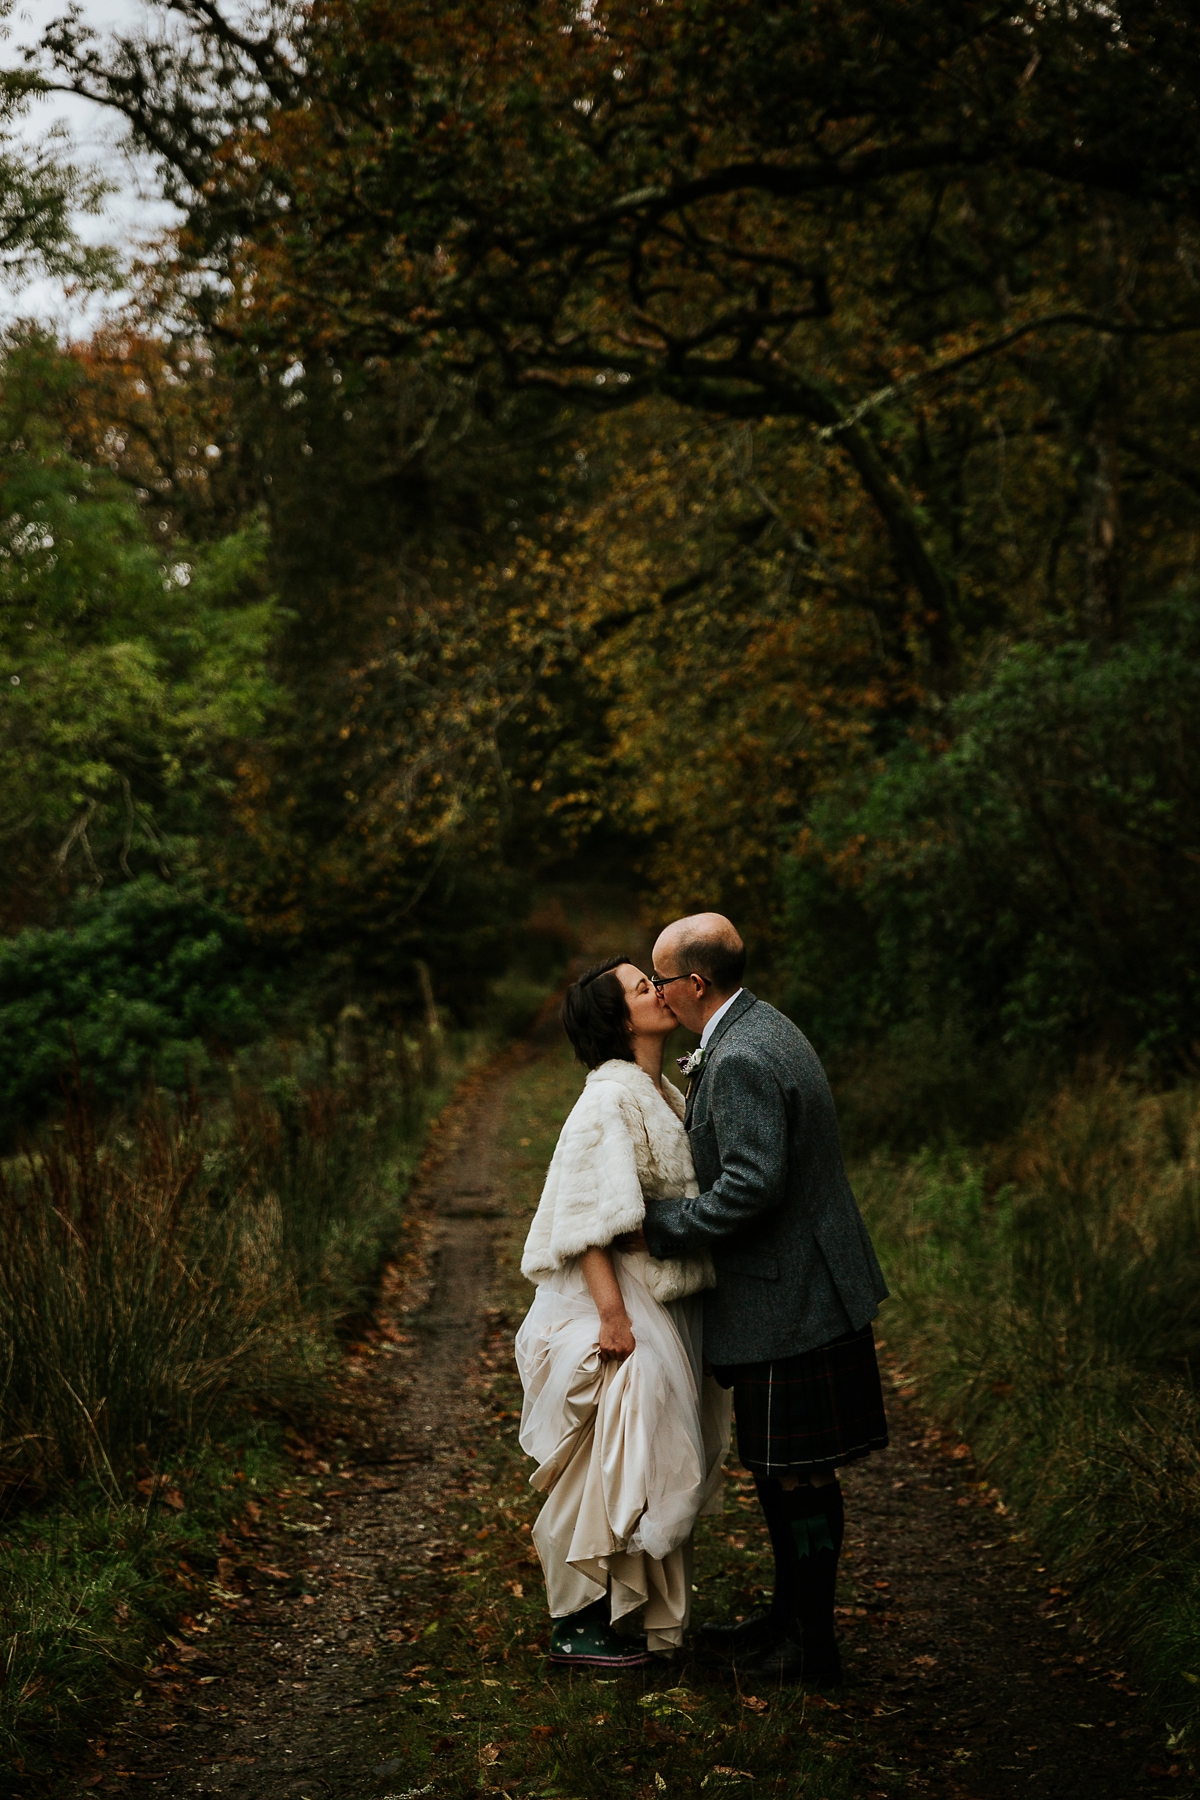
[644,1048,789,1257]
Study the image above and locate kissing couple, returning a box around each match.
[514,912,890,1682]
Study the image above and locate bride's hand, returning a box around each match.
[597,1311,635,1362]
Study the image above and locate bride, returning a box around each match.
[515,956,731,1668]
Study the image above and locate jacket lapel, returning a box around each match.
[684,990,757,1127]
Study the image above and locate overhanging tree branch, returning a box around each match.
[819,311,1200,440]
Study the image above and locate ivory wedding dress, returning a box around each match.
[515,1059,731,1651]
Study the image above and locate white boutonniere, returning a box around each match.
[677,1047,706,1079]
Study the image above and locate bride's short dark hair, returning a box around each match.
[561,955,635,1070]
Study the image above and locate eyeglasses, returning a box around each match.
[651,971,697,992]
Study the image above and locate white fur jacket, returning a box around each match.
[521,1059,714,1303]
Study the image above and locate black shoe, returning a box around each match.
[697,1606,788,1659]
[736,1631,843,1687]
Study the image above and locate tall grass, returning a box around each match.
[0,1011,468,1774]
[0,1016,445,1499]
[0,1085,294,1497]
[856,1068,1200,1754]
[0,911,572,1505]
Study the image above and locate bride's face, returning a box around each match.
[615,962,676,1040]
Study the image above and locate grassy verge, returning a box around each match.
[352,1043,906,1800]
[853,1069,1200,1773]
[2,1435,293,1781]
[0,1014,493,1780]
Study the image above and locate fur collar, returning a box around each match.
[520,1058,695,1281]
[586,1057,686,1117]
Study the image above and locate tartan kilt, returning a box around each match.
[714,1323,889,1477]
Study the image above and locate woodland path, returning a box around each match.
[64,1024,1170,1800]
[62,1033,545,1800]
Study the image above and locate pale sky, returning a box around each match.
[4,0,183,331]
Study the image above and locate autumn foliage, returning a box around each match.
[10,0,1200,1071]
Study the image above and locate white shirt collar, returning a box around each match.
[700,988,744,1051]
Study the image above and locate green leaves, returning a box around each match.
[0,335,276,906]
[782,590,1200,1078]
[0,74,118,292]
[0,879,281,1134]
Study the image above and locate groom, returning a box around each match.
[641,912,889,1685]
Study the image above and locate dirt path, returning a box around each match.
[66,1043,540,1800]
[67,1034,1172,1800]
[832,1395,1166,1794]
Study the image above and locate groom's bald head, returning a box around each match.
[654,912,746,999]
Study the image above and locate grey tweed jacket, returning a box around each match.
[643,991,888,1365]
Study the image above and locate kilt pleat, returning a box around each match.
[712,1323,889,1476]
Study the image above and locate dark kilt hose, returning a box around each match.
[712,1323,889,1477]
[644,990,891,1682]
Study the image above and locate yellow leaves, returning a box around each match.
[527,401,908,934]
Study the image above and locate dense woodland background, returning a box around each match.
[3,0,1200,1780]
[4,0,1199,1115]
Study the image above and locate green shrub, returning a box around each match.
[782,591,1200,1086]
[0,879,282,1138]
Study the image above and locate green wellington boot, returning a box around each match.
[549,1599,651,1669]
